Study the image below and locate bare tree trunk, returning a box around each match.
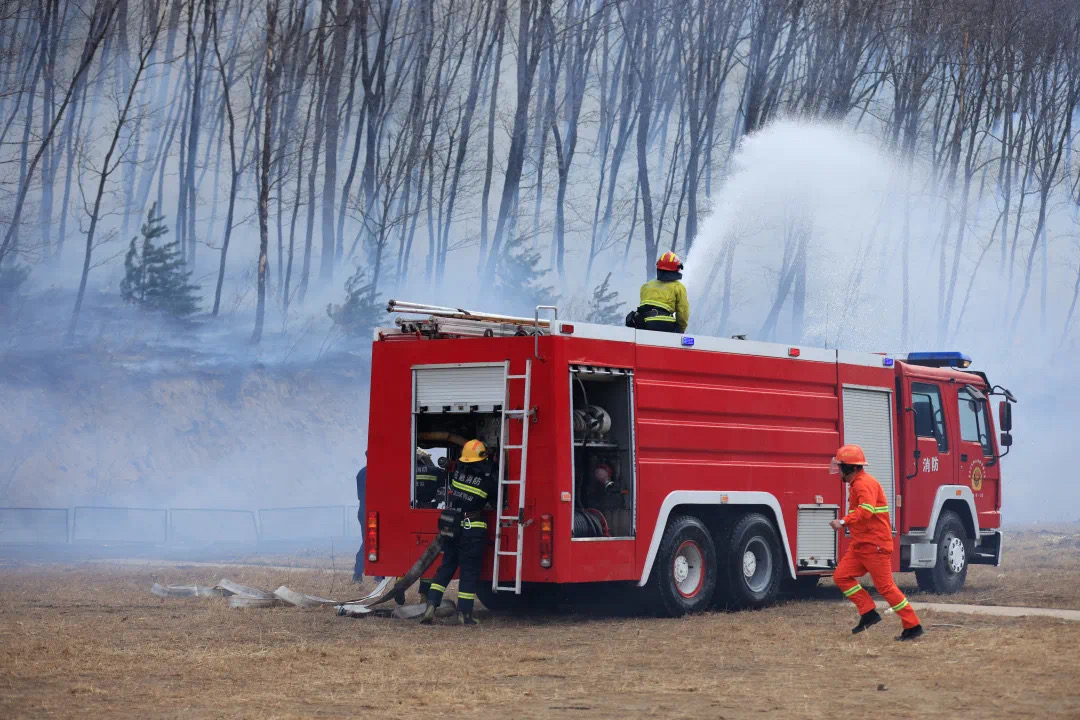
[319,0,348,284]
[253,0,280,344]
[483,0,550,279]
[479,2,506,261]
[0,0,117,266]
[69,10,162,341]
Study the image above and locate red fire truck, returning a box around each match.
[363,302,1014,616]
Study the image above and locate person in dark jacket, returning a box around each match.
[414,448,447,601]
[353,455,367,583]
[419,439,497,626]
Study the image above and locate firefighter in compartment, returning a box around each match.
[828,444,925,641]
[419,439,497,626]
[627,251,690,333]
[414,448,446,601]
[414,448,444,510]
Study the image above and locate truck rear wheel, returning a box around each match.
[915,510,970,594]
[715,512,783,609]
[645,514,717,616]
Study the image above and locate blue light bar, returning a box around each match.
[882,357,895,367]
[901,351,972,369]
[681,336,695,347]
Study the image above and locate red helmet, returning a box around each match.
[835,444,868,465]
[656,251,683,272]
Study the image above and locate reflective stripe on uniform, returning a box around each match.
[416,474,437,481]
[874,506,890,513]
[452,479,488,498]
[891,598,910,612]
[430,583,447,593]
[641,299,675,312]
[643,314,676,322]
[843,584,864,598]
[858,503,875,512]
[457,592,476,600]
[463,519,487,529]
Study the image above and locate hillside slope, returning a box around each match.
[0,348,369,511]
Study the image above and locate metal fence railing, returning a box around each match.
[259,506,353,542]
[169,508,260,545]
[0,507,70,543]
[73,506,169,544]
[0,505,362,546]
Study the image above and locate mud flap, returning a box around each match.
[337,536,444,614]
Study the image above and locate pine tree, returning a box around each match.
[0,261,30,307]
[586,272,623,325]
[495,234,556,315]
[121,204,201,317]
[327,265,381,338]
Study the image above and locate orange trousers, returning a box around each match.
[834,548,920,629]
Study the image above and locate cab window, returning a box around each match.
[911,382,948,452]
[958,390,993,456]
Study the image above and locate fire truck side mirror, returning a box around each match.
[1000,432,1013,448]
[998,401,1013,432]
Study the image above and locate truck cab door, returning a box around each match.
[900,377,956,533]
[955,386,1000,529]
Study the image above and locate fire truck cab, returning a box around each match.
[363,304,1014,616]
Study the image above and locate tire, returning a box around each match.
[915,510,970,594]
[644,514,718,616]
[715,512,784,610]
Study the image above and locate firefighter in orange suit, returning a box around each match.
[829,444,924,641]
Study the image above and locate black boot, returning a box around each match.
[418,603,437,625]
[852,609,882,634]
[895,624,925,641]
[457,611,479,626]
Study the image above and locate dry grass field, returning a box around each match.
[1,527,1078,719]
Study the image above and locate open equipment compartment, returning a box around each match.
[411,363,505,509]
[569,365,635,539]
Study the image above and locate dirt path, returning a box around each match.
[880,600,1080,621]
[2,565,1079,719]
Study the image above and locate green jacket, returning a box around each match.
[639,279,690,332]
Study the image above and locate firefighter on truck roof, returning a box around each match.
[829,444,925,641]
[627,251,690,333]
[419,439,497,626]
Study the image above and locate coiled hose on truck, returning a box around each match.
[573,508,610,538]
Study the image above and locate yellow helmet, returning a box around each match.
[459,439,488,463]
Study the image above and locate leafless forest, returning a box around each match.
[1,0,1079,349]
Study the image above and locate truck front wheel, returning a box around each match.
[915,510,970,594]
[715,512,784,609]
[645,514,718,616]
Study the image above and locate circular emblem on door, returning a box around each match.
[970,462,984,492]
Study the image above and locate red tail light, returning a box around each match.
[539,514,553,568]
[366,511,379,562]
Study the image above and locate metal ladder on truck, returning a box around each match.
[492,358,533,594]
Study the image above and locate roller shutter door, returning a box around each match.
[842,387,896,528]
[414,363,506,413]
[797,506,838,568]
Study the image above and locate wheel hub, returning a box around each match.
[742,536,774,593]
[673,555,690,584]
[673,541,704,598]
[946,536,966,573]
[742,550,757,578]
